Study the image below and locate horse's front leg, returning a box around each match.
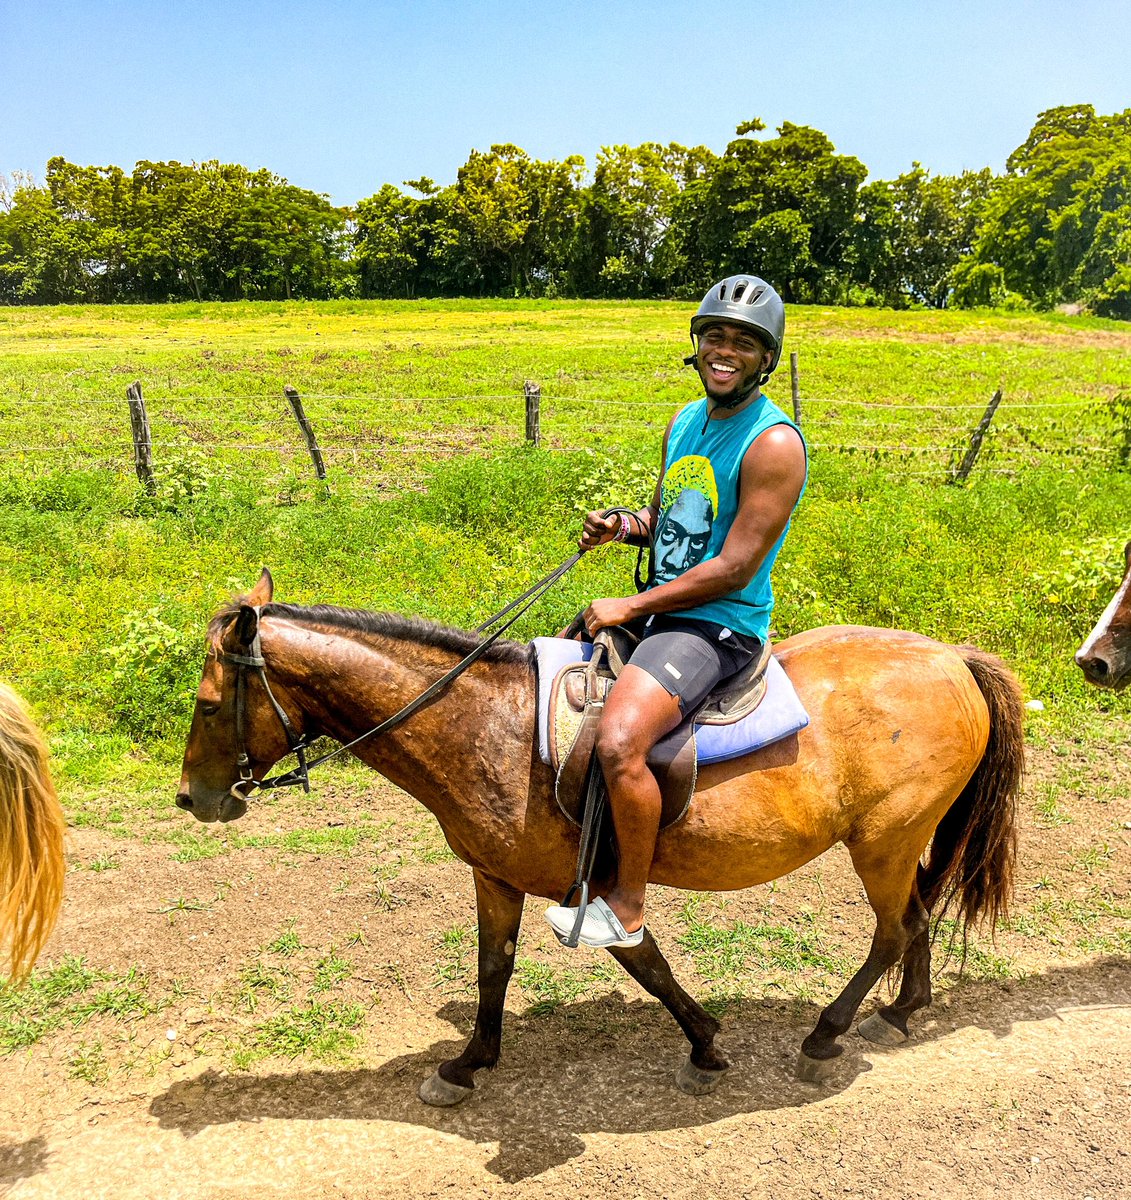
[418,869,524,1107]
[610,929,729,1095]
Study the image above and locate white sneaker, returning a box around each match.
[544,897,644,948]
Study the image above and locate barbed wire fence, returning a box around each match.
[0,361,1124,491]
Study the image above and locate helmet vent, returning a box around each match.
[716,284,727,301]
[746,285,765,304]
[732,281,747,301]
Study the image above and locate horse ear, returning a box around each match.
[247,568,274,606]
[233,604,259,647]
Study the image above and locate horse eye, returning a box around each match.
[200,704,220,718]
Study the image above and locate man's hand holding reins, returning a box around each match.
[581,596,639,637]
[578,510,622,552]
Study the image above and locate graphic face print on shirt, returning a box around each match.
[654,455,719,585]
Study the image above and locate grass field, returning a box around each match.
[0,298,1129,791]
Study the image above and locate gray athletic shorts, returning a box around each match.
[627,615,763,714]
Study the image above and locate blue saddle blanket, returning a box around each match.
[532,637,809,767]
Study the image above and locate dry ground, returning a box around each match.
[2,740,1128,1200]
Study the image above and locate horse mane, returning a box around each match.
[0,683,66,982]
[209,601,535,667]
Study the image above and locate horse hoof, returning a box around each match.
[795,1051,839,1085]
[858,1012,908,1047]
[418,1070,474,1107]
[676,1057,728,1096]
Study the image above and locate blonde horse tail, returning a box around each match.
[922,647,1024,944]
[0,684,66,983]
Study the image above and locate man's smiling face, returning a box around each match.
[696,321,771,401]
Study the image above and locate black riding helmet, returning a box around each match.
[687,274,785,392]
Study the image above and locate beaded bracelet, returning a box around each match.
[613,512,631,543]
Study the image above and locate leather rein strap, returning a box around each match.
[223,550,583,800]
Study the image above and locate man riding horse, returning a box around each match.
[545,275,808,948]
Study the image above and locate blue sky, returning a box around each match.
[2,0,1129,205]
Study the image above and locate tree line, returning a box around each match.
[1,105,1128,317]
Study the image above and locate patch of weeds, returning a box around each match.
[169,833,229,863]
[933,921,1018,979]
[432,924,474,989]
[312,952,353,994]
[957,942,1017,980]
[702,989,747,1018]
[1032,784,1072,827]
[372,883,402,912]
[1075,842,1113,875]
[235,961,293,1013]
[169,978,192,1002]
[239,1001,365,1065]
[265,923,304,957]
[0,957,154,1051]
[1,957,104,1048]
[100,605,200,741]
[370,861,404,911]
[154,897,211,921]
[234,827,363,855]
[70,969,156,1021]
[344,930,367,948]
[87,854,120,872]
[677,896,850,997]
[514,958,610,1016]
[1017,889,1131,954]
[68,1039,109,1085]
[408,822,456,865]
[418,845,457,865]
[0,1011,57,1051]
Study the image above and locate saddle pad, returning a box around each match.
[532,637,809,768]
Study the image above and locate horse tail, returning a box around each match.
[921,647,1024,945]
[0,684,66,983]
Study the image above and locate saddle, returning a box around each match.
[548,626,775,832]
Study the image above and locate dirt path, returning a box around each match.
[2,744,1129,1200]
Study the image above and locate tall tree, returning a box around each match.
[577,142,715,297]
[854,166,997,308]
[671,119,866,302]
[954,105,1131,315]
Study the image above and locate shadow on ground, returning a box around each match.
[0,1137,51,1197]
[149,956,1130,1183]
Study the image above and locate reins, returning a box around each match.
[222,549,583,799]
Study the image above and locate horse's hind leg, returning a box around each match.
[419,870,524,1107]
[610,930,729,1095]
[797,846,928,1083]
[859,866,934,1045]
[859,928,931,1045]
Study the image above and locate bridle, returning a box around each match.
[222,621,312,797]
[218,549,587,803]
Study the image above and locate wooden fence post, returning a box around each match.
[789,352,801,427]
[126,381,156,495]
[949,388,1003,484]
[283,385,328,487]
[524,381,541,447]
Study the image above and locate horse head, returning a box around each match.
[1075,540,1131,690]
[176,568,304,823]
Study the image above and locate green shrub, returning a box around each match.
[100,606,202,740]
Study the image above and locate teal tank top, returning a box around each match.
[648,394,806,640]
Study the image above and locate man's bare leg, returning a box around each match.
[596,664,685,934]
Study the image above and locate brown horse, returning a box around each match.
[177,570,1024,1103]
[0,683,66,983]
[1075,539,1131,689]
